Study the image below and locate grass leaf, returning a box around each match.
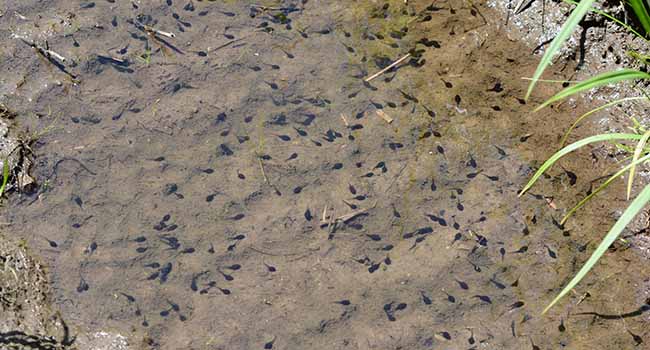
[525,0,596,100]
[562,152,650,224]
[519,133,643,197]
[629,0,650,36]
[562,0,647,39]
[0,159,9,198]
[627,130,650,200]
[534,69,650,112]
[543,184,650,314]
[560,97,646,147]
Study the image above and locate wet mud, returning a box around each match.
[1,0,650,349]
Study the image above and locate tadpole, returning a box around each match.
[455,279,469,290]
[421,292,432,305]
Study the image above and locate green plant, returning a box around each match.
[560,96,646,146]
[519,133,650,313]
[548,183,650,313]
[519,133,643,194]
[524,0,650,314]
[526,0,650,100]
[533,69,650,111]
[627,129,650,199]
[525,0,595,100]
[136,47,152,66]
[563,0,648,38]
[561,151,650,225]
[628,0,650,36]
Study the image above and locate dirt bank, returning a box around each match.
[0,233,128,349]
[488,0,650,133]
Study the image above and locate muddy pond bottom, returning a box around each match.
[2,0,649,349]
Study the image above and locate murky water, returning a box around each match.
[1,0,649,349]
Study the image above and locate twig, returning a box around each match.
[257,156,281,194]
[212,38,243,52]
[153,29,175,39]
[43,47,67,62]
[14,11,28,20]
[258,158,269,183]
[514,0,536,15]
[251,5,292,11]
[14,35,67,62]
[336,201,377,223]
[376,110,393,124]
[322,205,328,223]
[386,162,409,192]
[364,53,411,82]
[210,31,260,53]
[134,20,176,38]
[340,113,350,128]
[327,208,337,234]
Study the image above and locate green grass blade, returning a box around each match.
[628,130,650,199]
[519,133,643,197]
[628,50,650,64]
[562,152,650,224]
[525,0,596,100]
[560,97,646,147]
[562,0,647,39]
[534,69,650,112]
[521,77,578,84]
[543,184,650,314]
[614,142,636,153]
[629,0,650,35]
[0,159,9,197]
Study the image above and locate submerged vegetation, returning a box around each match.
[523,0,650,313]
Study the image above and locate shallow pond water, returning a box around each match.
[1,0,650,349]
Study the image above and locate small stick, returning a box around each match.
[14,11,28,20]
[513,0,535,15]
[575,292,590,306]
[44,48,67,62]
[328,208,337,234]
[386,162,408,192]
[210,31,260,53]
[258,157,282,195]
[336,201,377,223]
[251,5,288,11]
[212,39,241,52]
[258,158,269,183]
[14,36,67,62]
[134,20,176,38]
[376,110,393,124]
[322,205,329,223]
[153,29,175,39]
[105,55,126,63]
[340,113,350,127]
[364,53,411,82]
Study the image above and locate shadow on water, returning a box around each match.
[1,0,649,349]
[0,319,75,350]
